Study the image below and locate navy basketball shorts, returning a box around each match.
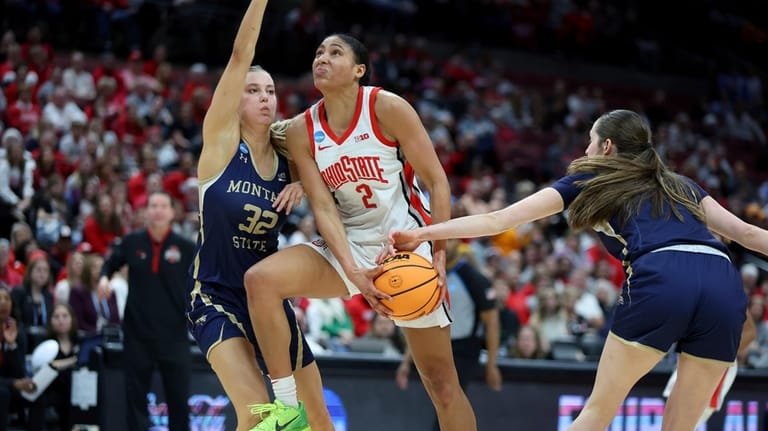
[186,278,315,374]
[611,249,747,362]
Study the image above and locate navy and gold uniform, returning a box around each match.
[553,173,747,362]
[186,142,313,373]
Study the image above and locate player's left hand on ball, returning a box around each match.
[273,181,304,214]
[429,250,448,313]
[428,249,447,313]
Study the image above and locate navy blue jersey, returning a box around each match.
[190,142,291,289]
[551,173,728,264]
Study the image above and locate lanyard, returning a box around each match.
[90,291,110,322]
[34,297,47,326]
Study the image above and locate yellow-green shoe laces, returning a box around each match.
[248,401,280,420]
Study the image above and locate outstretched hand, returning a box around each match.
[388,230,422,252]
[273,181,304,214]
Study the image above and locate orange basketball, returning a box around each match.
[374,251,441,321]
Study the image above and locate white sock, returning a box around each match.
[271,375,298,408]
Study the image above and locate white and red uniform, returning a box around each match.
[303,86,452,329]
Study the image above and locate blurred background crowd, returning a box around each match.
[1,2,768,421]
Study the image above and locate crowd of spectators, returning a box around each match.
[1,1,768,426]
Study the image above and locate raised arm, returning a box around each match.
[199,0,268,180]
[701,196,768,256]
[392,187,565,247]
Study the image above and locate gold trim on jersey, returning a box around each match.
[593,222,632,305]
[195,290,249,360]
[609,331,666,355]
[293,316,303,372]
[245,140,279,181]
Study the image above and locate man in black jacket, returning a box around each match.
[98,191,195,431]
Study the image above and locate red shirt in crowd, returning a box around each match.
[505,282,535,326]
[0,263,23,289]
[343,295,376,337]
[82,217,122,256]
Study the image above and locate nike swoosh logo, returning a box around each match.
[318,145,333,151]
[275,416,298,431]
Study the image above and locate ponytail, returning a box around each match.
[269,119,290,158]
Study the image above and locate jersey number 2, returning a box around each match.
[356,184,377,208]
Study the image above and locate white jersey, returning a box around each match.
[305,86,432,246]
[304,87,452,329]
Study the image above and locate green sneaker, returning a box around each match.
[248,400,309,431]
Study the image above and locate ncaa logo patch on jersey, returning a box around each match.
[313,131,326,143]
[239,143,249,153]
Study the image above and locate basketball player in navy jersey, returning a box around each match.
[244,34,477,430]
[390,109,768,431]
[184,1,332,430]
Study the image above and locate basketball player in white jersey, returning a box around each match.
[244,34,477,430]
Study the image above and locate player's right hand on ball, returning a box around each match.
[347,266,392,317]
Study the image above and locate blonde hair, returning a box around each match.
[269,114,304,159]
[269,119,290,158]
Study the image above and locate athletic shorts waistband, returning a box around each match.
[650,244,730,262]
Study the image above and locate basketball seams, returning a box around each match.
[376,263,434,272]
[387,274,438,297]
[391,279,441,319]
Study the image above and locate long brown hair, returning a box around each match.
[22,255,52,291]
[566,109,704,230]
[80,254,103,292]
[93,194,123,234]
